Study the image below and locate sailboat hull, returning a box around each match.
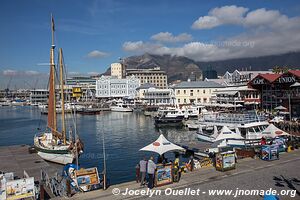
[37,151,74,165]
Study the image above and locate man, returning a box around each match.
[139,157,147,186]
[147,156,156,189]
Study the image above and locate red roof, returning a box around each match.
[288,70,300,78]
[258,73,282,83]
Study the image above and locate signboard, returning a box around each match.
[261,145,279,161]
[252,78,266,85]
[72,87,82,98]
[75,167,100,192]
[155,164,173,187]
[277,76,296,84]
[6,178,35,200]
[216,151,236,171]
[222,153,235,169]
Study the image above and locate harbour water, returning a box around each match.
[0,106,195,184]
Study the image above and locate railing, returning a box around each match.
[202,112,267,124]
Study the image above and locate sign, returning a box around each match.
[6,178,35,200]
[199,158,213,168]
[252,78,266,85]
[72,87,82,98]
[155,164,173,187]
[215,151,236,171]
[75,167,100,192]
[277,76,296,84]
[261,145,279,161]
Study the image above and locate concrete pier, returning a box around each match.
[0,144,61,181]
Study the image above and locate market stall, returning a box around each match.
[139,134,185,187]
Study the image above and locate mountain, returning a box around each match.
[104,52,300,82]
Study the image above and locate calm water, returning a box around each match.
[0,106,195,184]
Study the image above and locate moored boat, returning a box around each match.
[34,15,83,165]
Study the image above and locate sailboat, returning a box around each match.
[34,15,83,165]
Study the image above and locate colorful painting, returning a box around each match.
[155,164,173,187]
[6,178,35,200]
[222,153,235,169]
[75,167,100,192]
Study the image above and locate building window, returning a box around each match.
[178,99,180,103]
[177,90,180,94]
[203,89,205,94]
[197,98,201,103]
[184,90,186,94]
[184,99,187,103]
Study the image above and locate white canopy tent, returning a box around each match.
[139,134,185,155]
[215,126,244,142]
[262,124,289,138]
[274,105,287,110]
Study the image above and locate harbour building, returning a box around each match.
[96,75,140,99]
[173,81,225,105]
[136,83,175,105]
[111,62,125,79]
[30,89,49,104]
[126,67,167,89]
[248,70,300,118]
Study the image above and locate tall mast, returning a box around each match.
[59,48,66,144]
[47,13,57,133]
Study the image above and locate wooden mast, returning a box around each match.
[47,13,57,134]
[59,48,66,145]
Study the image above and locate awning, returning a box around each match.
[216,91,238,96]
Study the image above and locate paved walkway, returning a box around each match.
[55,149,300,200]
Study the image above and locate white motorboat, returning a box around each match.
[110,103,133,112]
[197,111,270,141]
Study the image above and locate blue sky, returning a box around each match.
[1,0,300,89]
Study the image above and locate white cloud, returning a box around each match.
[87,50,109,58]
[25,70,40,75]
[3,69,18,76]
[87,72,99,76]
[151,32,192,43]
[123,6,300,62]
[192,5,248,29]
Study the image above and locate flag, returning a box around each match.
[51,14,55,32]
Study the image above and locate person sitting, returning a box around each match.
[260,137,267,145]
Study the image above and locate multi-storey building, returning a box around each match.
[96,75,140,98]
[30,89,48,104]
[248,70,300,117]
[173,81,225,105]
[111,63,124,79]
[136,83,175,105]
[126,67,167,89]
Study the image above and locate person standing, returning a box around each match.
[147,156,156,189]
[139,157,147,186]
[135,164,140,183]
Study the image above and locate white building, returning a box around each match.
[111,63,123,79]
[136,83,175,105]
[96,76,140,98]
[173,81,225,105]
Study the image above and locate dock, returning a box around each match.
[0,145,61,181]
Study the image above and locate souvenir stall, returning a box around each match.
[139,134,185,187]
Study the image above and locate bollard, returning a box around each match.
[103,173,107,190]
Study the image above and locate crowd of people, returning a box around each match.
[135,153,194,189]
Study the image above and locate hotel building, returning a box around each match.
[126,67,168,89]
[173,81,225,105]
[96,75,140,98]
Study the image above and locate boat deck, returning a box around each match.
[0,144,61,181]
[176,141,213,157]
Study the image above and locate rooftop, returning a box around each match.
[174,81,225,89]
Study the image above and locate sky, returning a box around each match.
[1,0,300,89]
